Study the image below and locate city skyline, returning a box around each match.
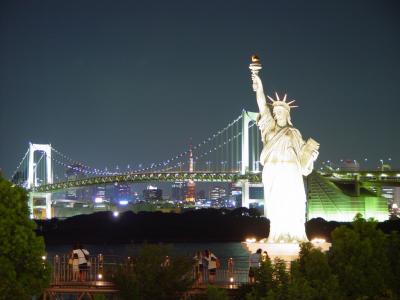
[1,0,400,178]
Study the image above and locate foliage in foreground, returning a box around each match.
[245,214,400,300]
[0,176,50,300]
[112,244,194,300]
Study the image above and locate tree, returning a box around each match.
[386,231,400,296]
[112,244,194,300]
[0,176,50,300]
[246,257,289,300]
[329,214,391,299]
[288,243,340,300]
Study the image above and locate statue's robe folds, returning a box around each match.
[257,110,311,243]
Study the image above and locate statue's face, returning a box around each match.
[273,106,289,127]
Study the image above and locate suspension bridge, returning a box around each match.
[10,110,399,221]
[11,110,265,219]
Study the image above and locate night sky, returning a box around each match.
[1,0,399,178]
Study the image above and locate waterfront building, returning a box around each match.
[196,189,206,201]
[143,185,163,201]
[114,182,132,205]
[210,186,227,201]
[171,181,186,201]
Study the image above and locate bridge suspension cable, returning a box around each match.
[10,148,29,180]
[12,112,264,188]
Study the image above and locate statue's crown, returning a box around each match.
[267,92,298,111]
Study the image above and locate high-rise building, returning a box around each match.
[196,189,206,200]
[114,182,132,205]
[171,181,186,201]
[230,182,242,207]
[210,186,227,201]
[143,185,163,201]
[94,186,106,202]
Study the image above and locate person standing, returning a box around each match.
[73,244,90,281]
[249,248,262,284]
[194,251,204,284]
[70,243,80,281]
[204,249,219,284]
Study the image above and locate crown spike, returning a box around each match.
[282,94,287,102]
[267,95,275,102]
[275,92,280,101]
[289,105,298,108]
[287,100,296,105]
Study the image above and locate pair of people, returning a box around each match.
[248,248,265,284]
[71,243,90,281]
[194,249,220,284]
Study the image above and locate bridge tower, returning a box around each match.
[27,143,53,219]
[27,143,53,189]
[239,110,264,209]
[241,110,259,175]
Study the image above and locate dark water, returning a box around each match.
[46,242,250,269]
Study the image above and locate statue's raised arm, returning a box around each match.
[252,73,271,116]
[249,56,271,117]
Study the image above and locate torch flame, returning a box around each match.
[251,55,260,63]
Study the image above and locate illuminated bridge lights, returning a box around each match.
[32,172,262,193]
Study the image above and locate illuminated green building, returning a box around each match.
[307,172,388,222]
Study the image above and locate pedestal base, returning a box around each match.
[243,241,331,263]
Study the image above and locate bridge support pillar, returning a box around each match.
[240,180,250,208]
[237,180,264,210]
[241,110,259,175]
[29,192,52,219]
[27,143,53,189]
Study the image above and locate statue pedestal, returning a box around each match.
[243,241,331,263]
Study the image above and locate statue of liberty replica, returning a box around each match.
[249,55,319,243]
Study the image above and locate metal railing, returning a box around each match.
[50,254,250,286]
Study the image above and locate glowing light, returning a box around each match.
[41,255,46,260]
[113,211,119,217]
[311,238,326,244]
[119,200,128,205]
[230,277,234,283]
[98,274,103,280]
[246,237,256,243]
[392,203,398,209]
[95,197,103,203]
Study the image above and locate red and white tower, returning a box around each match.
[185,142,196,202]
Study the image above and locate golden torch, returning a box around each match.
[249,55,262,91]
